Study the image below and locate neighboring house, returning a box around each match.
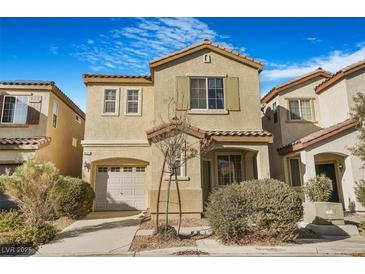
[82,39,273,217]
[0,80,85,208]
[262,61,365,211]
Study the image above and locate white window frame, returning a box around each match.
[288,157,303,187]
[1,95,29,124]
[215,152,244,187]
[52,100,59,128]
[124,88,142,116]
[288,98,314,121]
[102,88,119,116]
[189,77,225,111]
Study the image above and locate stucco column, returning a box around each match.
[300,150,316,184]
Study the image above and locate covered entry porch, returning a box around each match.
[200,131,272,207]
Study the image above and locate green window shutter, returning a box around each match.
[225,77,240,111]
[176,76,189,110]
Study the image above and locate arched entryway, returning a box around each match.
[313,152,347,204]
[92,157,149,211]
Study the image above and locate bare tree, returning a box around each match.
[150,99,212,235]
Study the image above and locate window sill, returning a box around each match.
[0,124,29,128]
[285,120,317,124]
[164,176,190,181]
[188,109,228,115]
[124,113,142,117]
[101,113,119,117]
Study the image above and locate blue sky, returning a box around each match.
[1,17,365,111]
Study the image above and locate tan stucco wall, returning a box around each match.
[318,80,350,128]
[346,67,365,110]
[0,89,49,137]
[153,49,262,130]
[84,85,154,141]
[36,92,85,177]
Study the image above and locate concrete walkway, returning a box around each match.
[35,212,142,256]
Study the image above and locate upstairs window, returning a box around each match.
[103,89,117,113]
[288,99,313,121]
[1,95,28,124]
[126,89,141,115]
[52,100,58,128]
[190,78,224,110]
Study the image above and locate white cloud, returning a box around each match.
[73,18,246,74]
[261,43,365,82]
[49,44,58,55]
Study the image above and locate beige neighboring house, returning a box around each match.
[82,39,273,217]
[0,80,85,208]
[262,60,365,212]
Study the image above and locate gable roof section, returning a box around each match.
[150,39,263,71]
[83,74,153,85]
[315,60,365,94]
[0,81,85,119]
[261,68,332,104]
[277,119,357,155]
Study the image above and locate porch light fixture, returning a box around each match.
[84,161,91,171]
[338,163,343,171]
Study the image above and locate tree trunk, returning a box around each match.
[165,173,172,230]
[155,151,167,233]
[174,171,182,235]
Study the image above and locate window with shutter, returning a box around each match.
[26,96,42,125]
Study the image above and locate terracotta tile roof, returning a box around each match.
[149,39,263,71]
[146,119,272,141]
[83,74,152,80]
[206,130,272,137]
[0,137,51,146]
[315,60,365,94]
[277,119,357,155]
[261,68,332,104]
[0,80,54,86]
[0,81,85,119]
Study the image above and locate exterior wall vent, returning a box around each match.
[203,54,211,63]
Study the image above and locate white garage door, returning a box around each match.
[95,166,145,211]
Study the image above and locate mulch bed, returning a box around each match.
[130,233,211,252]
[140,218,209,230]
[172,249,209,256]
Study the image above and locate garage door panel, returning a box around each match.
[95,166,145,211]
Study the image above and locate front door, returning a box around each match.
[315,163,340,203]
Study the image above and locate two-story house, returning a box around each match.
[82,39,273,217]
[262,60,365,212]
[0,80,85,208]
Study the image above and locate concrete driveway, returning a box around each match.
[35,211,142,256]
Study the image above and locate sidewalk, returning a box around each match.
[133,236,365,257]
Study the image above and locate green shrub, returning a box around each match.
[207,179,303,242]
[54,176,95,219]
[0,159,60,226]
[303,175,333,202]
[0,210,56,246]
[354,180,365,208]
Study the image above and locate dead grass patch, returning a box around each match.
[140,218,209,230]
[52,217,74,231]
